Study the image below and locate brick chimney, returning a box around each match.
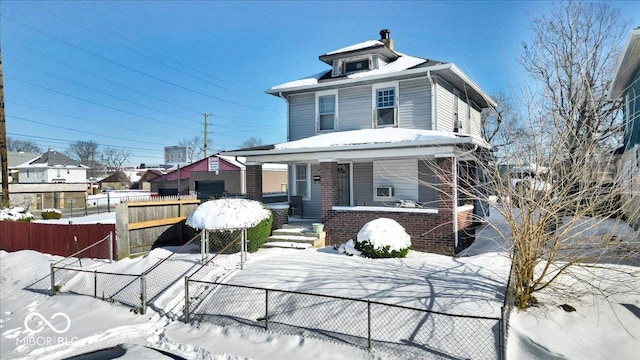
[380,29,394,50]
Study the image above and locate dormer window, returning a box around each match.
[345,59,370,73]
[332,55,379,77]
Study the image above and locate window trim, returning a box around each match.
[372,81,399,128]
[315,90,338,133]
[293,163,311,201]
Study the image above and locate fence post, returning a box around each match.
[50,264,56,296]
[109,232,113,263]
[500,306,506,360]
[265,289,269,330]
[184,276,190,323]
[94,270,98,298]
[367,300,372,352]
[140,274,147,315]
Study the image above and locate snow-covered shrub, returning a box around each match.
[355,218,411,258]
[0,207,34,222]
[208,212,273,253]
[42,208,63,220]
[337,239,362,256]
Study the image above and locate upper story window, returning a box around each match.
[345,59,370,73]
[316,90,337,132]
[375,85,397,127]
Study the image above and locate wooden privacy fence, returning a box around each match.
[0,221,116,259]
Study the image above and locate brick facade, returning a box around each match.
[321,156,475,256]
[245,164,263,203]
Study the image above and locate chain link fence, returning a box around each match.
[51,231,203,314]
[185,280,502,359]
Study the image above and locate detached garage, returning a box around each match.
[151,154,287,201]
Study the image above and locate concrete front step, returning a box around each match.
[272,228,318,237]
[263,242,313,250]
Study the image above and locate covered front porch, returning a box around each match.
[222,129,488,255]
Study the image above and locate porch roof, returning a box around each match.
[221,128,488,163]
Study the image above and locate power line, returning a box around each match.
[2,14,283,113]
[9,103,172,139]
[6,75,202,131]
[8,58,202,125]
[8,115,169,146]
[42,7,282,106]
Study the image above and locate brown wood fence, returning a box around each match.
[0,221,116,259]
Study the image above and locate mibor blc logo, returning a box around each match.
[24,312,71,334]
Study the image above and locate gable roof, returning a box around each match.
[152,154,242,182]
[15,149,88,169]
[609,27,640,99]
[98,171,132,184]
[7,151,40,168]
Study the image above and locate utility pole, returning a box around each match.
[203,113,212,158]
[0,44,9,208]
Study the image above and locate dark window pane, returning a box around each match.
[345,59,369,73]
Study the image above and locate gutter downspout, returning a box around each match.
[278,92,290,142]
[428,71,437,131]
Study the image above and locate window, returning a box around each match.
[318,95,336,131]
[295,164,309,199]
[345,59,369,73]
[375,87,396,126]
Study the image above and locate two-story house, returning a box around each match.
[610,27,640,230]
[10,149,89,211]
[223,30,495,255]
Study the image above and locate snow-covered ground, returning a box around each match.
[1,208,639,359]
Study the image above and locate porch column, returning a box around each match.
[436,156,456,255]
[246,162,263,203]
[320,161,338,221]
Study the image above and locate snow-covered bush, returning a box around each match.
[42,208,63,220]
[354,218,411,258]
[0,207,34,222]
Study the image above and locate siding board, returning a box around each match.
[338,85,372,131]
[399,78,431,130]
[288,93,316,141]
[437,83,455,132]
[418,160,438,207]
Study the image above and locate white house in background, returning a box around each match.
[223,30,496,255]
[9,149,90,210]
[15,149,89,183]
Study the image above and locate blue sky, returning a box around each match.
[2,1,639,165]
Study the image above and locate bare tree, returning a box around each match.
[481,92,533,160]
[240,136,263,149]
[179,136,208,162]
[7,137,41,153]
[101,147,131,172]
[520,0,628,174]
[68,140,99,168]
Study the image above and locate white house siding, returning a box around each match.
[373,159,419,202]
[18,168,45,183]
[456,96,468,134]
[398,78,431,130]
[288,93,316,141]
[338,85,372,131]
[46,167,87,183]
[436,82,455,132]
[470,106,482,137]
[418,160,438,207]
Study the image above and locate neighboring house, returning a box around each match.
[135,169,165,191]
[98,171,133,191]
[151,154,287,201]
[609,27,640,230]
[9,149,89,210]
[223,30,496,255]
[2,151,40,183]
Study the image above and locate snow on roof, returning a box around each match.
[186,199,271,230]
[274,128,459,150]
[325,40,384,55]
[268,55,427,92]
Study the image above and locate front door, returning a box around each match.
[336,163,351,206]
